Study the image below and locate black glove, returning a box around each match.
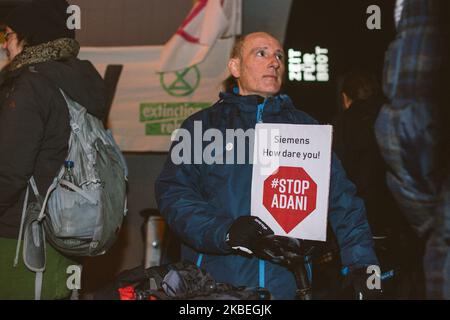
[346,267,383,300]
[226,216,274,255]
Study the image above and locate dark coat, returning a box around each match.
[0,50,107,238]
[332,98,406,235]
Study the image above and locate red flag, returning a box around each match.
[156,0,241,73]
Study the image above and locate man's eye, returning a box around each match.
[256,50,265,57]
[276,54,284,61]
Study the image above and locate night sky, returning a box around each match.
[283,0,396,123]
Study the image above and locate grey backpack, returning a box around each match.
[15,89,128,299]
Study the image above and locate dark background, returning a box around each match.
[2,0,397,125]
[283,0,396,123]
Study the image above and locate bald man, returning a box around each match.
[156,32,378,299]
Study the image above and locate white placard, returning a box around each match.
[251,123,333,241]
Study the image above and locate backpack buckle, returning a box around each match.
[71,123,81,134]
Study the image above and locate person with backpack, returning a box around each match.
[0,0,108,299]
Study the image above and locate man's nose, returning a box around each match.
[268,55,280,69]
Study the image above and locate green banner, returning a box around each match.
[140,102,210,136]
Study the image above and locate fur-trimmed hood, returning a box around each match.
[5,38,79,73]
[1,38,107,120]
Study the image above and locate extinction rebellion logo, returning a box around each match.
[160,66,200,97]
[140,66,209,136]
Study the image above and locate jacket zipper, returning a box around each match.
[256,99,267,123]
[196,99,268,286]
[257,99,267,288]
[196,253,204,267]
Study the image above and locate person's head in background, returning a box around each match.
[1,26,24,61]
[2,0,75,62]
[341,72,380,110]
[227,32,285,98]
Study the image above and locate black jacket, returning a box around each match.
[0,41,107,238]
[332,98,405,235]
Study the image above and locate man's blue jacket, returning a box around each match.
[156,92,378,299]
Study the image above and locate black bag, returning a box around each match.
[94,261,271,300]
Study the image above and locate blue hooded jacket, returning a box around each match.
[156,92,378,299]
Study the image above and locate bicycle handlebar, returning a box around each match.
[252,235,317,300]
[252,235,316,266]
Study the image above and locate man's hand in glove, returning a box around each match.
[226,216,274,255]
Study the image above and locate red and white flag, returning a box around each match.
[156,0,242,73]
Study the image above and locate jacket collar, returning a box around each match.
[219,91,294,115]
[1,38,79,74]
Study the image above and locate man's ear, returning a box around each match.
[228,58,241,78]
[342,92,352,110]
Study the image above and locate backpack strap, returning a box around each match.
[15,177,46,300]
[105,129,129,179]
[14,184,30,268]
[35,272,43,300]
[58,89,93,158]
[22,216,46,300]
[35,176,98,224]
[37,177,58,222]
[58,180,98,204]
[29,176,41,201]
[14,176,42,267]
